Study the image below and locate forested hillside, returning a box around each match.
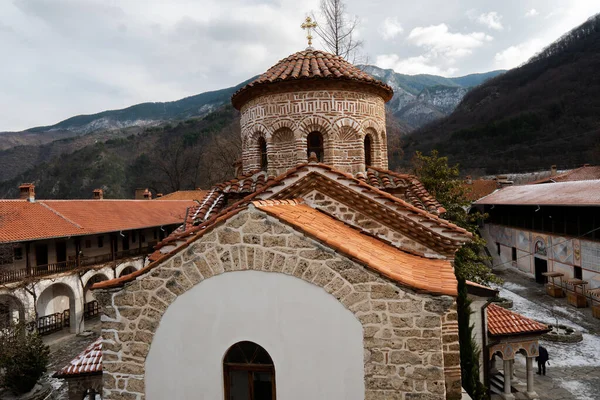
[401,14,600,174]
[0,108,241,199]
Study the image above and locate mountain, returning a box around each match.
[0,78,256,151]
[401,14,600,175]
[0,64,503,198]
[362,66,505,130]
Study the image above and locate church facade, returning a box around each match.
[93,48,471,400]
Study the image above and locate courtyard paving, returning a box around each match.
[492,267,600,400]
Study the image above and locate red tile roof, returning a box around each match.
[158,190,209,201]
[487,304,550,336]
[530,165,600,184]
[232,49,393,109]
[475,180,600,206]
[0,200,195,243]
[55,337,102,377]
[361,167,445,214]
[463,180,498,202]
[255,200,458,296]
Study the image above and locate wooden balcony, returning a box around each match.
[0,246,151,284]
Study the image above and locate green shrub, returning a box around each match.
[0,323,50,394]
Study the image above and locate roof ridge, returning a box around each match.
[39,201,84,230]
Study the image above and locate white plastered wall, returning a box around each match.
[146,270,365,400]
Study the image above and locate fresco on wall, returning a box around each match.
[573,239,581,263]
[553,237,574,265]
[494,226,513,247]
[581,240,600,273]
[517,230,531,252]
[533,235,548,257]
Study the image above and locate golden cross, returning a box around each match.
[301,16,317,47]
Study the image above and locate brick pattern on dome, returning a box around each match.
[487,303,550,336]
[232,49,393,108]
[56,337,102,377]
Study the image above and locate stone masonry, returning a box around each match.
[95,208,456,400]
[240,88,388,176]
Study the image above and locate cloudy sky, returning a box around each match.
[1,0,599,132]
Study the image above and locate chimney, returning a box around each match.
[19,183,35,202]
[156,193,163,198]
[465,175,473,185]
[93,189,104,200]
[143,189,152,200]
[551,165,557,176]
[135,188,146,200]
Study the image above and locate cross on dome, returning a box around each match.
[300,16,317,49]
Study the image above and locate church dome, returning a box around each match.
[231,49,394,109]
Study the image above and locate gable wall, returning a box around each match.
[303,190,443,259]
[96,208,457,400]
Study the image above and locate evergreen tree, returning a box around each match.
[413,150,499,399]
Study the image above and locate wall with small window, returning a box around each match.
[145,271,364,399]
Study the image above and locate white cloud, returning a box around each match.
[375,53,457,76]
[525,9,539,17]
[494,38,545,68]
[407,23,493,57]
[475,11,503,30]
[378,17,403,40]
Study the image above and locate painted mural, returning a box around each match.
[517,231,531,252]
[552,236,574,265]
[533,235,548,257]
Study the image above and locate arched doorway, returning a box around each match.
[36,282,77,334]
[84,273,108,321]
[306,132,324,162]
[119,266,137,278]
[0,294,25,329]
[223,341,275,400]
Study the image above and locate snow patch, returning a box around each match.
[557,379,595,400]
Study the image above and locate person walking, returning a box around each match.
[536,345,549,375]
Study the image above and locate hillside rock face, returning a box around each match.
[362,66,500,131]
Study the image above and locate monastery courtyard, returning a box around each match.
[492,267,600,400]
[30,267,600,400]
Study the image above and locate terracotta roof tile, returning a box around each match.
[232,49,393,109]
[487,303,550,336]
[0,200,194,243]
[158,190,209,201]
[55,337,102,377]
[254,200,458,296]
[463,180,498,201]
[363,167,445,214]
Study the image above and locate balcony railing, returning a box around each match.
[0,246,151,284]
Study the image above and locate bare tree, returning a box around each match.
[312,0,364,61]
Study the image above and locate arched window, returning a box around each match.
[364,135,372,166]
[306,131,324,162]
[258,137,268,171]
[223,341,275,400]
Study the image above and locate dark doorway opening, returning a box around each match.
[534,257,548,284]
[56,241,67,263]
[122,232,130,251]
[35,244,48,267]
[258,137,268,171]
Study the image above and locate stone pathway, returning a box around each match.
[492,268,600,400]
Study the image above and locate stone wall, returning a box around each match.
[240,89,387,176]
[65,375,103,400]
[303,190,440,258]
[441,305,461,400]
[96,208,456,400]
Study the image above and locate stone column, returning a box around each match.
[503,359,515,400]
[526,356,538,399]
